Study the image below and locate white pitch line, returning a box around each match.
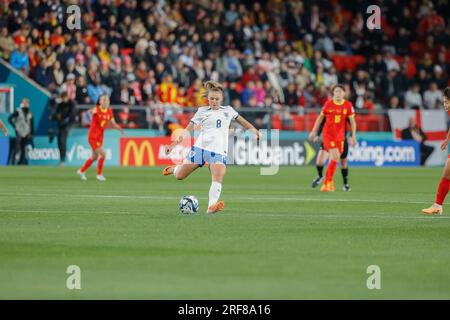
[226,213,450,220]
[0,209,141,215]
[0,208,447,221]
[0,192,431,205]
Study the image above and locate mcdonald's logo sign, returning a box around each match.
[120,138,156,166]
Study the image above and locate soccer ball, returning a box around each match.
[179,196,199,214]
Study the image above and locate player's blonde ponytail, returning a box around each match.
[202,80,223,98]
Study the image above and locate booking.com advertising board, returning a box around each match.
[9,130,420,167]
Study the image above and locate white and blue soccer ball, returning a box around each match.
[179,196,199,214]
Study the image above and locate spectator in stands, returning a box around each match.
[404,84,423,109]
[34,59,52,88]
[432,65,447,89]
[423,82,444,109]
[51,60,64,90]
[386,96,401,109]
[9,42,29,75]
[415,68,431,93]
[60,73,77,102]
[381,69,404,102]
[75,76,91,104]
[8,98,33,165]
[223,49,243,82]
[55,92,75,165]
[0,27,15,60]
[383,51,400,72]
[241,81,256,105]
[401,116,434,166]
[284,83,299,107]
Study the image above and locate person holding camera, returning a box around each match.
[8,98,33,165]
[55,91,76,165]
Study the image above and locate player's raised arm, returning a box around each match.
[235,115,262,140]
[309,113,325,142]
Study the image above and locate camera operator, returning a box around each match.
[55,91,76,165]
[8,98,33,165]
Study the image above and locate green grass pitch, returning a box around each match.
[0,165,449,299]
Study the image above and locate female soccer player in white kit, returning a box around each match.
[163,81,262,213]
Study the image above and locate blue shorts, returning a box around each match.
[187,146,227,167]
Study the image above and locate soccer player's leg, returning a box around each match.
[173,162,200,180]
[312,146,328,188]
[96,147,107,181]
[77,139,99,180]
[165,146,201,179]
[207,162,226,214]
[320,141,341,192]
[422,157,450,215]
[340,140,350,191]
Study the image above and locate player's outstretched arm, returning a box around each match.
[109,118,124,135]
[348,116,357,146]
[235,115,262,140]
[0,119,8,136]
[165,122,195,155]
[308,114,325,142]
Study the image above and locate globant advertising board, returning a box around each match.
[227,139,419,167]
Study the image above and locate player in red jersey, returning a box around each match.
[309,84,357,192]
[422,87,450,215]
[77,95,123,181]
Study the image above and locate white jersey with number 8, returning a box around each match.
[190,105,239,155]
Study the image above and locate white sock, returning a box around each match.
[433,203,442,208]
[173,165,180,177]
[208,181,222,207]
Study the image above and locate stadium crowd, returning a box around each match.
[0,0,449,130]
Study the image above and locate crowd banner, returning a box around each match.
[388,109,447,166]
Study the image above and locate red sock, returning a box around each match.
[80,158,94,173]
[435,177,450,205]
[325,160,338,182]
[97,157,105,175]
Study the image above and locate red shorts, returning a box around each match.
[322,138,345,154]
[89,137,103,150]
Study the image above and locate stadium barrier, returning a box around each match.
[20,129,421,167]
[3,105,445,167]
